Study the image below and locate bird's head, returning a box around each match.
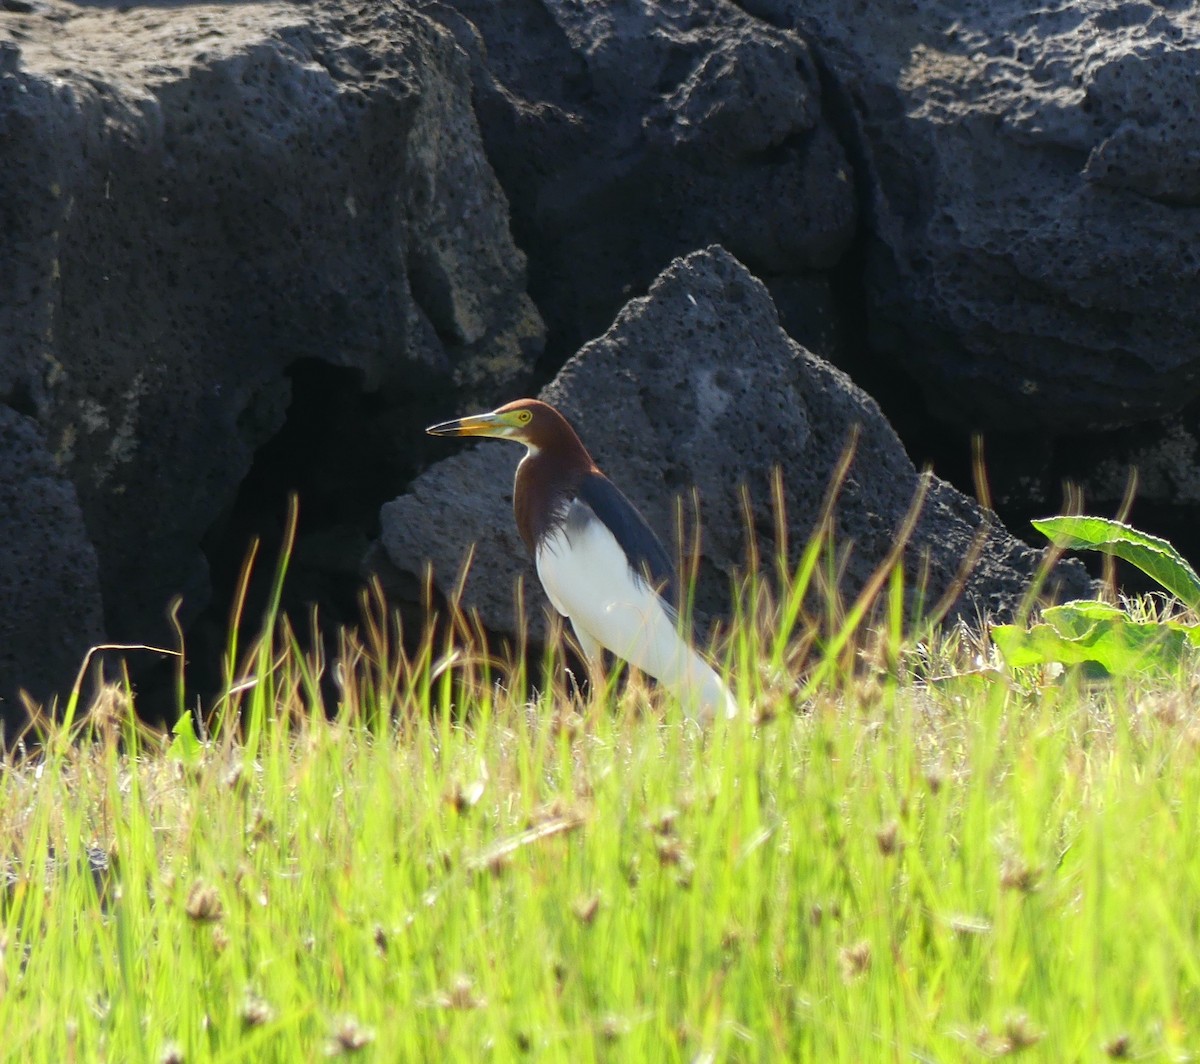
[427,398,587,458]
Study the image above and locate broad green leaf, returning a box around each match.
[1040,599,1127,636]
[1033,515,1200,608]
[992,598,1200,675]
[991,623,1103,669]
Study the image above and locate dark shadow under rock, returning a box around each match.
[0,408,104,730]
[379,247,1093,645]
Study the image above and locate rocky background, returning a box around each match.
[2,0,1195,728]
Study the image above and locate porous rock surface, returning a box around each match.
[424,0,856,361]
[0,0,542,708]
[381,247,1093,643]
[7,0,1190,716]
[743,0,1200,433]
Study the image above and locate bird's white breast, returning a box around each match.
[535,500,736,722]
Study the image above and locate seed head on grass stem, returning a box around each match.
[326,1018,374,1055]
[184,881,222,923]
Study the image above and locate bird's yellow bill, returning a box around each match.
[426,410,513,438]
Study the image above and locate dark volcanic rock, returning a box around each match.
[424,0,856,361]
[0,0,542,698]
[0,407,103,720]
[756,0,1200,433]
[1063,406,1200,525]
[380,247,1093,643]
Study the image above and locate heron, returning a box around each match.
[427,398,736,723]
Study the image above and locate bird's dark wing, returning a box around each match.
[574,472,679,614]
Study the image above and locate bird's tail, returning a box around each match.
[678,648,738,725]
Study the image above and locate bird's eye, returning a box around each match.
[518,410,532,424]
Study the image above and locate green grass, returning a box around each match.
[4,525,1200,1062]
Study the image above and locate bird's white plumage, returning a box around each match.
[536,500,737,723]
